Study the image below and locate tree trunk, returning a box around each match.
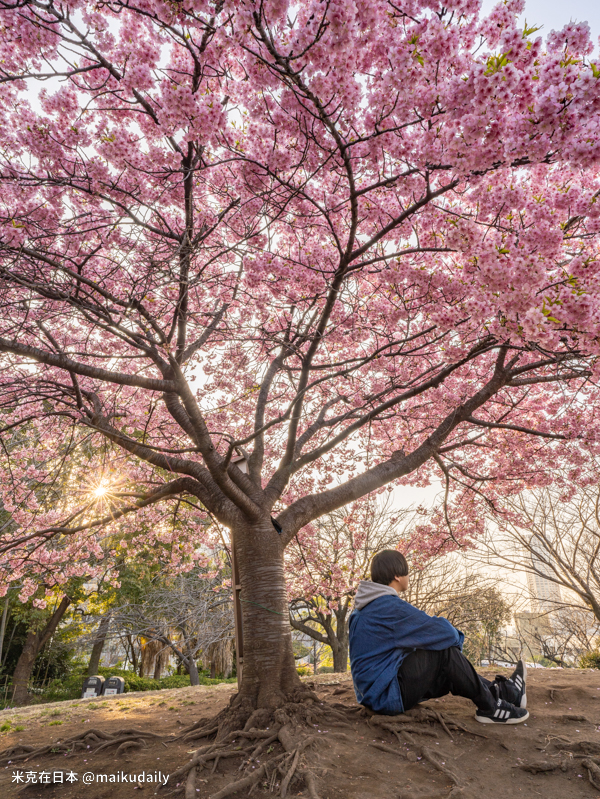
[232,516,301,709]
[125,634,138,675]
[11,596,71,705]
[331,638,349,673]
[153,647,167,680]
[87,614,111,676]
[0,595,9,668]
[188,657,200,686]
[331,610,349,672]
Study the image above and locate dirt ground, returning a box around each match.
[1,668,599,799]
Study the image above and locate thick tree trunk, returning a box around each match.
[11,596,70,705]
[153,649,165,680]
[232,516,301,709]
[87,614,111,676]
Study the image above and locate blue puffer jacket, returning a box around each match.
[349,580,464,715]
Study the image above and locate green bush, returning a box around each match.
[38,667,237,702]
[296,665,311,676]
[579,650,600,669]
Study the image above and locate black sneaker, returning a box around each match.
[475,696,529,725]
[494,659,527,708]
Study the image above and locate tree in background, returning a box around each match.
[9,590,78,704]
[1,3,600,761]
[75,521,223,678]
[482,477,600,624]
[111,565,233,685]
[87,613,111,677]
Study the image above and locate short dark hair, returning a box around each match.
[370,549,408,585]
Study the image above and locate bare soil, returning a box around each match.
[1,668,599,799]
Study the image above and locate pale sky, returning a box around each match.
[481,0,600,48]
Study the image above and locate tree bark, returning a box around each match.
[188,657,200,686]
[0,595,9,668]
[233,516,301,709]
[125,634,138,675]
[328,607,350,672]
[87,614,111,676]
[331,637,349,673]
[11,596,71,705]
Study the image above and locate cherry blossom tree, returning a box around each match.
[1,0,600,736]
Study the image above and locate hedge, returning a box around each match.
[31,667,236,703]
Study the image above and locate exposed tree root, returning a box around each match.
[210,762,269,799]
[184,766,197,799]
[2,690,478,798]
[297,768,322,799]
[582,758,600,790]
[519,758,568,774]
[368,706,487,741]
[369,717,462,789]
[433,710,453,740]
[0,727,162,764]
[181,726,219,743]
[420,746,460,786]
[115,739,147,757]
[164,692,353,799]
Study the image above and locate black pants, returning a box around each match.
[397,647,496,712]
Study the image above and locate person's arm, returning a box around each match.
[394,600,464,651]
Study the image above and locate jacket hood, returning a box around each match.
[354,580,399,610]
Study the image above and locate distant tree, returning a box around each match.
[87,613,112,677]
[111,564,232,685]
[10,592,75,704]
[483,479,600,623]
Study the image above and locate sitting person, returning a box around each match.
[349,549,528,724]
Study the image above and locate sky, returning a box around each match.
[480,0,600,48]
